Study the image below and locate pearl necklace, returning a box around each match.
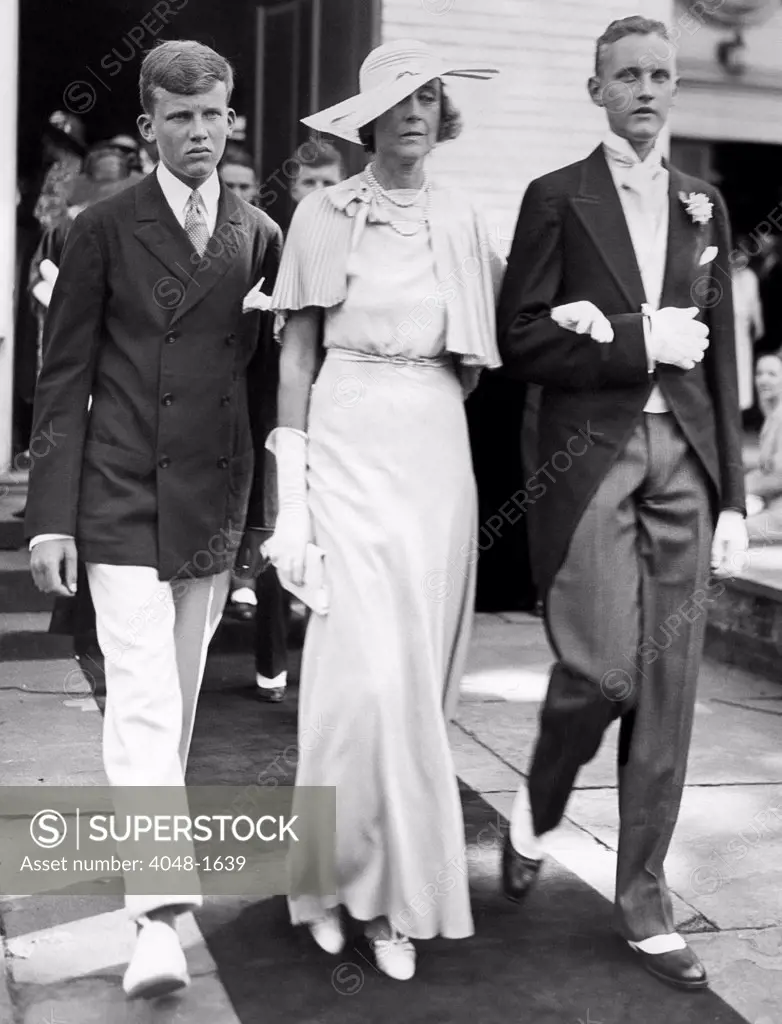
[364,163,432,237]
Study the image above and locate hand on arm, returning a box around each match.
[497,180,649,390]
[550,301,614,343]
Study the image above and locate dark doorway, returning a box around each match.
[713,140,782,238]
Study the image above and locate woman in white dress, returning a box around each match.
[263,40,503,980]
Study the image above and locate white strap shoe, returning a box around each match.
[122,919,189,1000]
[369,931,416,981]
[308,909,345,955]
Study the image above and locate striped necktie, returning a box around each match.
[184,189,209,257]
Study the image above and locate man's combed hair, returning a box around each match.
[595,15,670,76]
[290,138,346,177]
[358,83,463,154]
[139,40,234,114]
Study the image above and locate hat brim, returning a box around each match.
[302,63,498,145]
[44,124,87,156]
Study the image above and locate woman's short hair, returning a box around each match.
[139,40,235,115]
[357,82,462,154]
[594,16,670,77]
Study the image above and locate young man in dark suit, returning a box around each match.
[26,40,281,1000]
[497,16,747,991]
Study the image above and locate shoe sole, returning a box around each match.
[125,974,189,1000]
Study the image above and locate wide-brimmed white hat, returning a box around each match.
[302,39,498,145]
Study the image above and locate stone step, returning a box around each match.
[0,613,73,661]
[0,517,24,551]
[706,574,782,680]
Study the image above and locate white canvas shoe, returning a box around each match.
[122,919,189,1000]
[308,909,345,955]
[369,931,416,981]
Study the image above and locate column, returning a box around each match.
[0,0,19,473]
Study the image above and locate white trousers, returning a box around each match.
[86,563,230,919]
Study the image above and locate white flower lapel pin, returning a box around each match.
[679,191,714,226]
[699,246,719,266]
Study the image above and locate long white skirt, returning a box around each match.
[287,349,477,940]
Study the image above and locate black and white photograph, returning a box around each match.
[1,0,782,1020]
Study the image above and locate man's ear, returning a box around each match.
[226,107,236,136]
[137,112,155,143]
[588,76,604,108]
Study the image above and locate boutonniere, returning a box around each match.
[679,191,713,226]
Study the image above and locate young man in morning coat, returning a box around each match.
[496,16,747,992]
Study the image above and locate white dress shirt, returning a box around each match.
[155,160,220,236]
[602,130,669,414]
[30,164,222,551]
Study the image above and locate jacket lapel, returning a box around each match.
[134,173,248,325]
[168,184,247,326]
[133,173,196,285]
[570,146,646,311]
[659,165,704,310]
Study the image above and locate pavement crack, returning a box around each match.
[710,698,782,717]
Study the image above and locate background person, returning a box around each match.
[287,137,346,203]
[219,147,260,207]
[731,234,764,420]
[220,141,347,701]
[29,140,141,695]
[745,352,782,544]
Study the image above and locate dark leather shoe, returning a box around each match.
[256,686,285,703]
[630,943,708,991]
[501,834,542,903]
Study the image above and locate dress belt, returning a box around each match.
[326,346,451,368]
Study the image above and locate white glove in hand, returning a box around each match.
[262,427,311,586]
[711,510,749,577]
[647,307,709,370]
[551,301,614,343]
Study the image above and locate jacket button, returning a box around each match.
[161,393,173,406]
[165,331,178,344]
[220,395,231,406]
[217,456,229,469]
[225,334,236,346]
[158,456,171,469]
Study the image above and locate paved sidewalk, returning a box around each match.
[2,526,782,1020]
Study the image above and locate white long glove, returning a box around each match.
[262,427,312,585]
[551,301,614,343]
